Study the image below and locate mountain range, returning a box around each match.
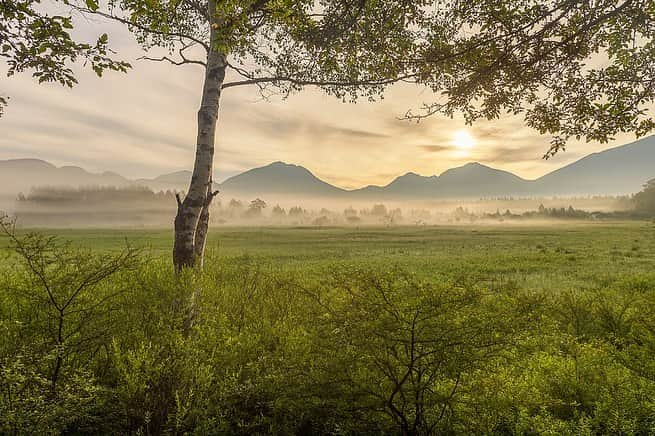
[1,135,654,208]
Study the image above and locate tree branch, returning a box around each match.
[76,8,210,52]
[221,73,417,90]
[138,54,205,67]
[138,42,206,67]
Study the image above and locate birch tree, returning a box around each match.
[79,0,429,270]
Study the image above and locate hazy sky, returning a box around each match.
[0,13,646,189]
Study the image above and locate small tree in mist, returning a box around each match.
[343,206,357,218]
[288,206,305,224]
[244,198,267,219]
[271,204,286,219]
[634,179,655,217]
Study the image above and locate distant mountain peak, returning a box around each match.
[440,162,490,177]
[441,162,494,173]
[263,161,312,173]
[269,160,294,167]
[219,161,345,196]
[386,171,436,187]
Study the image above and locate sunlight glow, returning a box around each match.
[451,129,477,150]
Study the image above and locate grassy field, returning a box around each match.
[3,220,655,434]
[4,220,655,287]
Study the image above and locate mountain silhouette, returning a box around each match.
[349,137,654,199]
[1,135,654,208]
[351,162,531,199]
[218,161,346,197]
[532,135,655,195]
[0,158,129,195]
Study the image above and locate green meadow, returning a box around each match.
[6,221,655,281]
[3,221,655,434]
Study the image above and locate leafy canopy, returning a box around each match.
[0,0,130,115]
[84,0,435,100]
[408,0,655,156]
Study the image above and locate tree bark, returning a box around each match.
[193,184,218,269]
[173,8,225,271]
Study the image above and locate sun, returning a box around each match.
[451,129,476,150]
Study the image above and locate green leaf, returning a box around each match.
[85,0,99,11]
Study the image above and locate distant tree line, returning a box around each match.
[17,185,178,205]
[10,184,655,227]
[15,186,180,227]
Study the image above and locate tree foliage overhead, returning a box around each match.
[86,0,432,100]
[409,0,655,156]
[0,0,130,116]
[79,0,655,156]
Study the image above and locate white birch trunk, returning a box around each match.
[173,1,224,271]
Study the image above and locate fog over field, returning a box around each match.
[1,135,653,227]
[5,185,634,228]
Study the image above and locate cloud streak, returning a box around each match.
[419,144,453,153]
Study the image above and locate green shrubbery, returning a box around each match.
[2,224,655,434]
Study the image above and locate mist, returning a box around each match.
[5,185,637,229]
